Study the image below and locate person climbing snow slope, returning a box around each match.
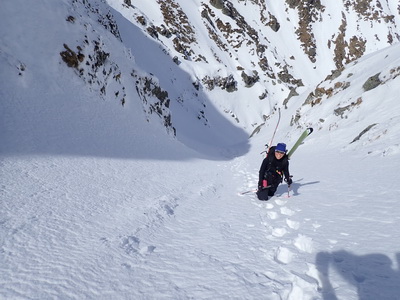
[257,143,292,200]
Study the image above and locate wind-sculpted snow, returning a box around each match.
[1,0,400,299]
[2,140,400,299]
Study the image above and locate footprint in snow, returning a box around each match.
[274,246,294,264]
[280,207,295,216]
[265,203,274,209]
[267,211,279,220]
[294,234,314,253]
[121,235,140,255]
[272,227,287,237]
[275,199,287,206]
[286,219,300,230]
[139,245,156,255]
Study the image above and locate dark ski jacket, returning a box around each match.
[258,146,290,187]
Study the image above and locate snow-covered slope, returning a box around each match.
[0,0,250,158]
[107,0,400,133]
[1,0,400,299]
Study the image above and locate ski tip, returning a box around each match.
[307,128,314,135]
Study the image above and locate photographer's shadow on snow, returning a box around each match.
[316,250,400,300]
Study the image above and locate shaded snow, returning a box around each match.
[1,0,400,299]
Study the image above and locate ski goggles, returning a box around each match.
[275,150,285,154]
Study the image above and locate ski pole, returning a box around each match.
[239,184,273,195]
[285,175,293,198]
[266,108,281,156]
[239,189,258,195]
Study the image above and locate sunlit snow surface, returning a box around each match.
[1,0,400,299]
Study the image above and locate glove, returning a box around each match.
[285,177,293,185]
[258,180,267,190]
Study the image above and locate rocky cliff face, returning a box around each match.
[120,0,399,88]
[59,0,400,136]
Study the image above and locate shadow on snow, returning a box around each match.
[0,3,250,162]
[316,251,400,300]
